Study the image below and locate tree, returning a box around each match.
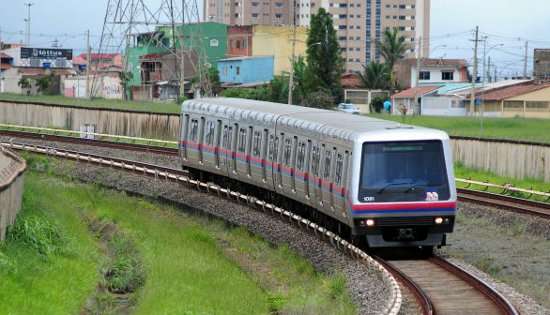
[301,89,335,109]
[305,8,344,103]
[35,75,54,95]
[17,78,32,93]
[380,28,408,72]
[359,62,391,90]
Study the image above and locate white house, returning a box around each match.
[395,58,469,89]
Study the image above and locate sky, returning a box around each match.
[1,0,550,77]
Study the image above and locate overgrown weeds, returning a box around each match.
[6,214,66,256]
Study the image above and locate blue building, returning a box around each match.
[217,56,274,86]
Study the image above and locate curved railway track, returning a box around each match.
[0,130,534,315]
[376,255,520,315]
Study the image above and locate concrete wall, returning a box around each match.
[0,149,26,241]
[452,138,550,182]
[0,101,180,140]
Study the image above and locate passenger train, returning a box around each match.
[180,98,456,249]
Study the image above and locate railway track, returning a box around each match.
[376,255,520,315]
[457,188,550,219]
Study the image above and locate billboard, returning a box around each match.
[20,48,73,60]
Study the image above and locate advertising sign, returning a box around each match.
[20,48,73,60]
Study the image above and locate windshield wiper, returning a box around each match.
[377,182,411,194]
[404,184,426,193]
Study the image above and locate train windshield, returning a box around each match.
[359,141,450,203]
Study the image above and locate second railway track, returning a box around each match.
[376,255,520,315]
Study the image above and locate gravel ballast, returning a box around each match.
[18,144,394,315]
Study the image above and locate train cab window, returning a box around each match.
[335,153,344,185]
[252,131,262,156]
[311,145,320,176]
[359,141,450,202]
[205,121,215,145]
[238,128,247,152]
[283,138,292,165]
[323,148,332,179]
[296,141,306,170]
[190,119,199,142]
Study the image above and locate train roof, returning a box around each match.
[183,98,448,142]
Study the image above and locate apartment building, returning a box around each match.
[205,0,430,72]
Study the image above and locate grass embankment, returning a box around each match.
[455,162,550,202]
[0,158,355,314]
[0,93,180,114]
[370,114,550,144]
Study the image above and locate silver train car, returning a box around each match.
[180,98,456,249]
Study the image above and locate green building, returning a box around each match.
[126,22,227,89]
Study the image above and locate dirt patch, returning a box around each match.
[82,215,145,315]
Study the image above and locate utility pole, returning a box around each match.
[481,36,487,86]
[485,56,493,83]
[180,0,186,99]
[469,26,479,115]
[523,40,529,79]
[24,3,34,47]
[413,36,422,115]
[287,0,297,105]
[86,30,91,98]
[494,65,497,83]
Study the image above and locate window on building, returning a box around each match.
[385,4,390,8]
[236,40,241,49]
[339,3,347,7]
[275,2,283,7]
[350,3,354,6]
[399,15,406,20]
[275,13,282,18]
[399,4,406,9]
[339,36,346,40]
[419,71,431,80]
[399,26,405,31]
[338,25,347,29]
[356,3,360,7]
[252,1,259,6]
[252,13,258,17]
[339,14,347,18]
[442,71,454,80]
[236,66,240,75]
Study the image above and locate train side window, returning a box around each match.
[190,119,199,142]
[252,131,262,156]
[283,137,292,165]
[238,128,247,153]
[323,148,332,179]
[222,126,230,148]
[335,152,344,185]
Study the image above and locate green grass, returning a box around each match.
[370,113,550,144]
[0,92,181,114]
[455,162,550,202]
[0,175,100,315]
[1,164,356,314]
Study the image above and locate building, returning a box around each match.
[534,49,550,81]
[474,81,550,118]
[250,25,307,75]
[126,22,226,100]
[206,0,430,72]
[395,58,469,88]
[72,53,123,74]
[205,0,291,25]
[227,25,253,57]
[217,56,274,86]
[0,47,74,94]
[391,85,438,115]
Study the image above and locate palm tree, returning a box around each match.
[359,62,391,90]
[380,28,408,71]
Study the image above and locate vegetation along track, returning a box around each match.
[375,255,520,315]
[0,139,402,315]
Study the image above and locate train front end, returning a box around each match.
[351,128,456,248]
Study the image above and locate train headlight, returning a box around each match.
[434,217,444,224]
[366,219,375,227]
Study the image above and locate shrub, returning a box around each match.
[7,215,65,256]
[301,90,335,109]
[104,234,145,293]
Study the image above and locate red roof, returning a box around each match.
[0,52,12,59]
[392,86,440,98]
[478,83,550,101]
[341,73,362,89]
[76,53,119,60]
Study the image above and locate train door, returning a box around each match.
[333,150,349,214]
[280,135,293,194]
[221,123,233,176]
[181,114,190,161]
[214,120,222,170]
[230,123,239,176]
[198,117,206,164]
[267,132,279,189]
[274,133,284,191]
[295,138,308,199]
[261,129,269,185]
[187,117,200,164]
[321,145,334,211]
[310,143,322,205]
[250,128,263,184]
[235,125,248,176]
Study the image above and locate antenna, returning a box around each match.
[24,2,34,47]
